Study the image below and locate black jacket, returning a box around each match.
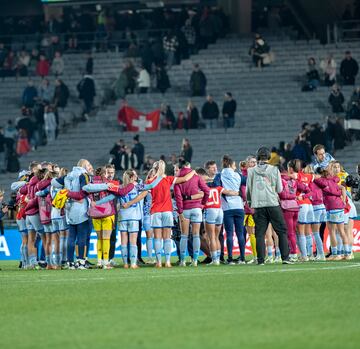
[340,58,359,78]
[202,101,219,120]
[222,99,237,119]
[329,92,345,113]
[132,142,145,165]
[77,76,96,100]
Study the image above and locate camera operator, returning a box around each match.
[0,189,9,235]
[345,163,360,202]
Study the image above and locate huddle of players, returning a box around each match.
[10,147,357,270]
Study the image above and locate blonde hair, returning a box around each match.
[123,169,135,186]
[146,169,156,182]
[0,189,4,196]
[59,168,68,177]
[77,159,89,168]
[303,165,314,174]
[153,160,165,177]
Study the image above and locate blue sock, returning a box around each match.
[216,249,221,262]
[164,239,172,263]
[20,244,25,266]
[180,235,188,261]
[154,238,162,263]
[146,238,153,259]
[344,245,350,256]
[275,247,281,258]
[192,235,201,262]
[121,245,128,265]
[336,233,343,255]
[45,255,51,265]
[211,250,217,261]
[313,232,324,256]
[129,244,137,266]
[298,235,307,258]
[24,245,28,267]
[55,254,60,266]
[331,246,337,256]
[306,235,313,257]
[267,246,273,258]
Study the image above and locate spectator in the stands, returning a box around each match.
[1,50,16,78]
[132,134,145,171]
[190,64,207,97]
[333,117,346,152]
[28,48,39,74]
[182,18,196,55]
[77,73,96,119]
[340,51,358,85]
[302,57,320,91]
[163,30,179,68]
[291,134,311,163]
[328,84,345,114]
[199,6,216,49]
[186,100,199,129]
[160,103,176,130]
[180,138,193,163]
[137,65,150,94]
[51,51,64,76]
[16,50,30,77]
[249,33,271,68]
[4,120,17,142]
[85,52,93,74]
[320,54,337,86]
[0,128,6,173]
[36,54,50,78]
[309,123,325,149]
[0,43,7,67]
[53,79,69,109]
[44,105,57,143]
[282,143,293,167]
[222,92,237,128]
[123,60,138,94]
[16,107,34,144]
[156,64,170,94]
[38,78,53,104]
[22,80,38,108]
[110,139,125,172]
[201,94,219,129]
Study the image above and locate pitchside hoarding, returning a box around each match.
[1,221,360,260]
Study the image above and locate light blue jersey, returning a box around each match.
[119,187,142,221]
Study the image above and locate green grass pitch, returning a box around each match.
[1,257,360,349]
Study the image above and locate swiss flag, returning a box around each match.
[118,106,160,132]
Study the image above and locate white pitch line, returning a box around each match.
[2,263,359,284]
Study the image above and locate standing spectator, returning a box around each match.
[109,139,125,172]
[22,80,38,108]
[4,120,17,142]
[53,79,69,109]
[36,54,50,78]
[137,65,150,94]
[309,123,325,149]
[163,30,178,68]
[0,128,6,173]
[320,54,337,86]
[181,19,196,55]
[246,147,292,265]
[132,135,145,171]
[85,52,93,74]
[333,117,346,151]
[222,92,237,128]
[1,51,16,77]
[328,84,345,114]
[77,73,96,119]
[16,50,30,77]
[38,78,53,104]
[123,61,138,94]
[201,95,219,129]
[156,65,170,94]
[186,100,199,129]
[51,51,64,76]
[340,51,359,85]
[282,143,293,167]
[44,105,57,143]
[190,64,207,97]
[180,138,193,163]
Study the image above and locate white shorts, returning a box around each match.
[151,211,174,229]
[16,218,27,233]
[298,204,315,224]
[183,208,203,223]
[43,223,53,234]
[143,215,151,231]
[327,209,345,224]
[26,214,44,233]
[313,204,327,224]
[204,208,223,225]
[119,220,139,233]
[52,217,68,232]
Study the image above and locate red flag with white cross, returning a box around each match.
[119,106,160,132]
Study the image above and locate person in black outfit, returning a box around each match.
[156,65,171,94]
[340,51,359,85]
[201,95,219,129]
[186,100,199,129]
[180,138,193,163]
[77,74,96,119]
[222,92,237,128]
[132,134,145,171]
[190,64,207,97]
[85,52,93,74]
[53,79,70,109]
[109,139,125,172]
[328,84,345,114]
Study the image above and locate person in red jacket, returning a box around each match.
[314,163,350,260]
[174,161,210,267]
[36,54,50,78]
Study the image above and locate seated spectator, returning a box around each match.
[156,65,170,94]
[349,86,360,105]
[53,79,69,109]
[38,78,53,104]
[328,84,345,114]
[36,54,50,78]
[186,100,199,129]
[137,65,150,94]
[302,57,320,91]
[222,92,237,128]
[249,33,271,68]
[22,80,38,108]
[190,64,207,97]
[1,51,16,78]
[201,95,219,129]
[28,48,39,74]
[160,103,176,130]
[340,51,358,85]
[176,112,188,130]
[320,54,336,86]
[16,50,30,77]
[51,51,64,76]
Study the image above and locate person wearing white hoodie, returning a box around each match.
[137,66,150,94]
[44,105,57,143]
